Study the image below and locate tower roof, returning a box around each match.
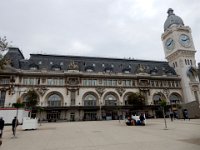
[164,8,184,31]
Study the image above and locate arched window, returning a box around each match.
[0,90,6,107]
[48,94,62,107]
[83,94,97,106]
[105,94,117,106]
[153,94,163,105]
[169,94,181,104]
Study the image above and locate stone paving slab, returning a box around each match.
[0,119,200,150]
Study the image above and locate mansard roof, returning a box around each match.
[5,48,177,76]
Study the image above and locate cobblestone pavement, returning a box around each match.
[1,119,200,150]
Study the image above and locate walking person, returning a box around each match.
[12,117,19,136]
[169,110,174,122]
[0,117,5,138]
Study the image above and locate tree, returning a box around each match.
[12,97,24,137]
[127,92,145,107]
[36,106,44,126]
[160,99,167,129]
[25,89,39,118]
[0,36,9,70]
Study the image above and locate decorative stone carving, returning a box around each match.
[66,87,79,95]
[95,87,105,97]
[191,85,199,91]
[115,87,125,96]
[136,64,148,74]
[67,61,79,71]
[66,77,80,86]
[36,86,49,96]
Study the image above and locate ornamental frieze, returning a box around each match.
[36,86,49,96]
[115,87,125,96]
[95,87,105,97]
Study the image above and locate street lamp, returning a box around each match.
[99,101,102,120]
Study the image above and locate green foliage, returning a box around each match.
[25,90,39,108]
[160,99,167,108]
[12,102,24,108]
[0,36,9,70]
[12,97,24,108]
[0,36,8,52]
[127,92,145,106]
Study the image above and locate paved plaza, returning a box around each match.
[1,119,200,150]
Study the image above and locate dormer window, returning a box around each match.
[50,62,53,65]
[102,64,105,67]
[60,62,63,65]
[93,63,96,67]
[111,64,114,68]
[52,64,61,71]
[30,67,38,70]
[38,61,42,65]
[124,70,130,74]
[86,69,93,72]
[29,63,39,70]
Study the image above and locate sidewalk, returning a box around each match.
[1,119,200,150]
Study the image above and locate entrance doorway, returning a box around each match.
[47,111,60,122]
[84,112,97,121]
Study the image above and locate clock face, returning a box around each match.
[165,38,175,50]
[179,34,191,47]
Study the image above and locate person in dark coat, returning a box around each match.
[0,117,5,138]
[139,113,145,125]
[12,117,19,136]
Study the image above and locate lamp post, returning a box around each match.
[99,101,102,120]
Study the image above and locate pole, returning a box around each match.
[99,102,102,120]
[162,107,167,129]
[14,108,18,137]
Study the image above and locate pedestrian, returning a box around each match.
[12,117,19,136]
[169,111,173,121]
[0,117,5,138]
[139,113,145,125]
[183,109,190,121]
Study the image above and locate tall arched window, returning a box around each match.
[153,94,163,105]
[169,94,181,104]
[105,94,117,106]
[0,90,6,107]
[48,94,62,107]
[83,94,97,106]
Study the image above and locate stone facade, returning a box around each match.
[0,8,200,120]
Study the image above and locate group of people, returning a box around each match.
[0,116,19,143]
[126,113,146,126]
[169,109,190,121]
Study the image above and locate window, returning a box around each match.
[0,78,10,84]
[48,94,62,107]
[122,80,132,86]
[84,94,97,106]
[105,94,117,106]
[71,91,76,106]
[102,79,117,86]
[23,78,38,85]
[82,79,97,86]
[38,61,42,65]
[190,60,192,65]
[47,78,64,85]
[0,90,6,107]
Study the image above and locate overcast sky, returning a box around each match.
[1,0,200,64]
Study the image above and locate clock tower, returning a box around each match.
[161,8,200,104]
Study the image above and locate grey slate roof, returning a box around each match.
[5,47,177,76]
[164,8,184,31]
